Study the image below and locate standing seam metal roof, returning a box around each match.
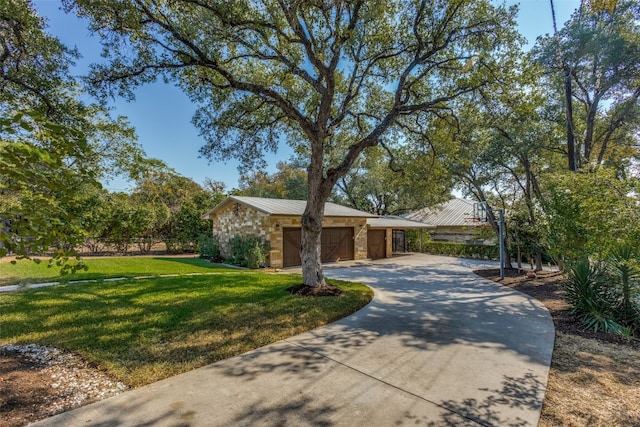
[367,216,435,229]
[204,196,379,218]
[405,198,481,226]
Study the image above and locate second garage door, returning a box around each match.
[282,227,354,267]
[367,229,386,259]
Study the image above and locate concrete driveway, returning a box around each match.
[32,254,554,427]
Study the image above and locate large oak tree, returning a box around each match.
[68,0,520,287]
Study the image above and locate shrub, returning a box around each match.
[198,234,220,259]
[607,245,640,326]
[228,236,270,268]
[564,260,622,334]
[417,241,499,260]
[247,240,266,269]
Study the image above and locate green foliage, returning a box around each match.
[0,0,77,114]
[564,246,640,335]
[333,144,453,215]
[607,245,640,325]
[414,241,499,260]
[131,166,225,253]
[0,112,93,271]
[198,234,220,260]
[237,161,307,200]
[0,1,144,271]
[228,236,270,269]
[540,168,640,263]
[564,260,622,333]
[533,0,640,169]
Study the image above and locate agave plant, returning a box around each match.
[607,244,640,326]
[564,259,622,334]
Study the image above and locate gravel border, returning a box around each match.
[0,344,127,418]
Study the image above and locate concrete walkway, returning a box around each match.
[31,254,554,427]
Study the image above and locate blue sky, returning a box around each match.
[33,0,581,192]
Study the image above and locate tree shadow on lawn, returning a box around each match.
[150,256,235,270]
[0,273,370,385]
[9,258,552,426]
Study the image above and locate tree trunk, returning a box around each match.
[517,244,522,271]
[301,137,332,288]
[564,66,577,171]
[300,207,325,287]
[503,243,514,270]
[535,249,543,272]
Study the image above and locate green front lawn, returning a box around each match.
[0,269,372,387]
[0,256,234,287]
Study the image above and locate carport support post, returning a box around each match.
[498,209,505,280]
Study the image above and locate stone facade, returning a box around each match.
[209,200,373,268]
[210,201,271,257]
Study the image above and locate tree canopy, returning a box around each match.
[68,0,522,286]
[237,160,307,200]
[534,0,640,170]
[0,0,143,266]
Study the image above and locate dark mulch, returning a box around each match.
[474,268,639,349]
[286,283,343,296]
[0,352,52,427]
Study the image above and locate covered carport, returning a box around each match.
[366,216,435,259]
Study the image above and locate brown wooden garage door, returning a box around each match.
[367,229,386,259]
[321,227,354,263]
[283,228,302,268]
[282,227,354,268]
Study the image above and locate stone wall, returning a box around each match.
[210,200,374,268]
[211,201,271,258]
[385,228,393,257]
[268,216,369,269]
[267,215,300,269]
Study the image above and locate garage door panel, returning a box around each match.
[282,227,354,267]
[321,228,354,263]
[367,229,386,259]
[283,228,302,268]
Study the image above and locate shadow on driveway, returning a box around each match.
[32,254,554,427]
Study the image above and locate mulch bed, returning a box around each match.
[286,283,343,296]
[474,268,639,348]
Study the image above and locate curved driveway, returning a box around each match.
[33,254,554,427]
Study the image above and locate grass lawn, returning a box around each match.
[0,263,373,388]
[0,256,235,287]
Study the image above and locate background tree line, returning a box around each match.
[0,1,228,261]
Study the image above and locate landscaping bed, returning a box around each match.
[475,268,640,426]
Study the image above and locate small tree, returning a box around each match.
[540,169,640,263]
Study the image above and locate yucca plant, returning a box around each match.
[607,244,640,327]
[564,259,622,334]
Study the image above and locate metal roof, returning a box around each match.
[203,196,378,219]
[367,216,435,229]
[405,198,481,226]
